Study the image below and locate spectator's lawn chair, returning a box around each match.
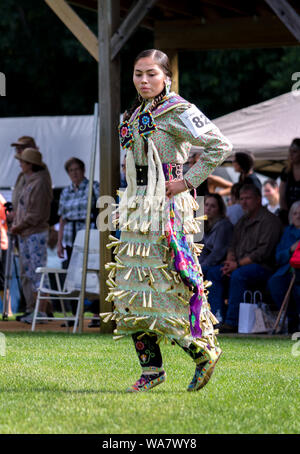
[32,229,100,333]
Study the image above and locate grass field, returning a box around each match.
[0,332,299,434]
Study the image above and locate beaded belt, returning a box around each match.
[136,163,183,186]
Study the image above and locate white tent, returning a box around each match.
[213,90,300,161]
[0,115,99,190]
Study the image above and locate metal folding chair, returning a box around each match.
[32,229,100,333]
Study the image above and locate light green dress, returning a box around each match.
[102,94,232,353]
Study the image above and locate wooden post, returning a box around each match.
[98,0,120,333]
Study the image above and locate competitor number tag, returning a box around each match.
[179,105,214,138]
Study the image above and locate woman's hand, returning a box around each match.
[57,241,65,259]
[165,179,189,199]
[222,259,238,276]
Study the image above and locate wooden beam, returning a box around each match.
[98,0,120,333]
[44,0,99,61]
[265,0,300,42]
[195,0,249,16]
[154,16,300,50]
[110,0,159,59]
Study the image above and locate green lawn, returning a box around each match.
[0,332,299,434]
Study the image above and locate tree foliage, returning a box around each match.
[179,47,300,118]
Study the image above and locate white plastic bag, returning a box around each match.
[252,291,278,333]
[238,290,258,334]
[65,241,100,294]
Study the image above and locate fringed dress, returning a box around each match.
[101,93,232,356]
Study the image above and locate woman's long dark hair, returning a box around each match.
[287,138,300,172]
[123,49,173,122]
[235,152,254,175]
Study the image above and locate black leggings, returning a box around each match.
[132,331,206,369]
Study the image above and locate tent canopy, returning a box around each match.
[191,90,300,174]
[214,90,300,159]
[0,115,99,189]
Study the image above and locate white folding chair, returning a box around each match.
[32,229,100,333]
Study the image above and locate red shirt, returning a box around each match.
[0,194,8,250]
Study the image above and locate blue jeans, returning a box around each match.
[203,264,273,327]
[201,265,227,320]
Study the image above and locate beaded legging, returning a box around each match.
[132,332,206,370]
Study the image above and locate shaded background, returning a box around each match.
[1,0,300,119]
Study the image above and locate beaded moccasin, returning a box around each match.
[126,366,166,393]
[187,347,222,392]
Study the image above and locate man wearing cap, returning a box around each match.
[10,145,53,322]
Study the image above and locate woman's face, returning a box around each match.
[289,146,300,165]
[292,206,300,229]
[133,57,166,100]
[19,160,33,175]
[263,183,278,202]
[204,197,220,221]
[68,163,84,187]
[232,158,242,173]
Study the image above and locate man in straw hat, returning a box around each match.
[10,147,53,322]
[10,136,39,212]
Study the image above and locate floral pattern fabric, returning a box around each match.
[104,93,232,354]
[18,231,48,291]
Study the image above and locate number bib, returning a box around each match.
[179,105,215,138]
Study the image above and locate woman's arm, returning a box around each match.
[165,105,233,196]
[207,175,232,196]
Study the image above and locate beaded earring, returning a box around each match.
[165,77,172,95]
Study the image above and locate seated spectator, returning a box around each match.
[205,184,282,332]
[199,194,233,268]
[279,138,300,215]
[267,201,300,332]
[263,179,280,215]
[11,148,53,323]
[226,183,244,225]
[232,151,262,191]
[57,157,100,327]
